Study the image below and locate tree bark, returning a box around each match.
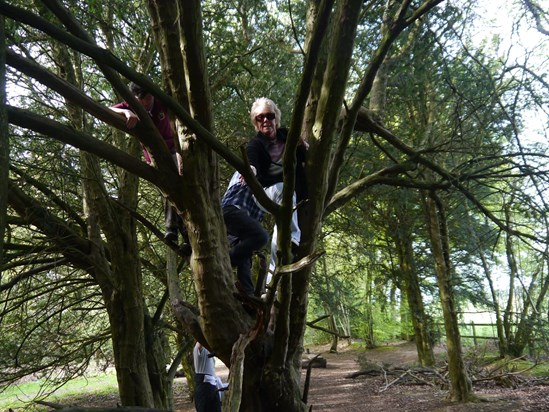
[49,23,172,406]
[423,191,472,402]
[393,215,435,366]
[503,204,517,344]
[478,249,507,357]
[0,15,7,275]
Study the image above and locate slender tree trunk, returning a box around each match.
[365,271,376,348]
[503,204,517,343]
[399,292,411,341]
[0,15,7,273]
[478,250,507,357]
[328,314,339,353]
[509,257,549,356]
[338,302,352,345]
[423,191,472,402]
[388,192,435,365]
[395,231,435,366]
[319,247,339,353]
[369,3,434,365]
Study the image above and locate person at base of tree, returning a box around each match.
[110,82,190,253]
[221,171,269,297]
[246,97,308,278]
[193,342,222,412]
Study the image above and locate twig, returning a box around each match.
[407,371,437,387]
[379,369,411,392]
[35,400,66,409]
[473,362,540,383]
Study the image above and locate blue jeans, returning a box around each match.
[223,205,269,295]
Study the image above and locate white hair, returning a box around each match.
[250,97,281,130]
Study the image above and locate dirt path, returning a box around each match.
[125,341,549,411]
[303,341,549,412]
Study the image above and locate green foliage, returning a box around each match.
[204,0,305,150]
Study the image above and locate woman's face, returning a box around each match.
[254,106,277,139]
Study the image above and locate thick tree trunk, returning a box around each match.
[51,29,172,407]
[423,191,472,402]
[80,151,167,408]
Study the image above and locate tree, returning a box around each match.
[0,15,7,271]
[423,190,473,401]
[2,0,548,410]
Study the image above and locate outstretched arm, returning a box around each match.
[110,106,140,129]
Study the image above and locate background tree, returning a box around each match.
[0,14,7,268]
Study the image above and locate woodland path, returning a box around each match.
[173,341,549,411]
[52,341,548,411]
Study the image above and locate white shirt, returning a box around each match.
[193,343,216,377]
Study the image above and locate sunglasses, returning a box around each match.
[255,113,276,122]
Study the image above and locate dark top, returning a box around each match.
[246,128,307,202]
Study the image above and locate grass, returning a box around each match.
[0,372,118,411]
[487,357,549,377]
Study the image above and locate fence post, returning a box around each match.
[471,321,477,346]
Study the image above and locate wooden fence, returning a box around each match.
[435,322,501,346]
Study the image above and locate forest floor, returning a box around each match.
[169,340,549,412]
[33,341,549,411]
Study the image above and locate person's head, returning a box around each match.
[250,97,281,139]
[129,82,154,111]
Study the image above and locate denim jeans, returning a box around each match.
[223,205,269,295]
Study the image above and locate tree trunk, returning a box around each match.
[395,224,435,366]
[50,28,173,407]
[387,190,435,365]
[0,15,7,272]
[80,151,162,408]
[365,271,376,348]
[399,292,411,341]
[503,204,517,344]
[423,191,472,402]
[508,257,549,357]
[478,250,507,357]
[329,314,339,353]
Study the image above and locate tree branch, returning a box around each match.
[324,161,417,216]
[6,106,161,185]
[359,111,544,243]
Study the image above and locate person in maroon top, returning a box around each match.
[111,83,189,252]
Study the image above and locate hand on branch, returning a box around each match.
[110,107,140,129]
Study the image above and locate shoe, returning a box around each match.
[243,305,256,317]
[179,243,192,257]
[291,241,299,262]
[164,231,178,243]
